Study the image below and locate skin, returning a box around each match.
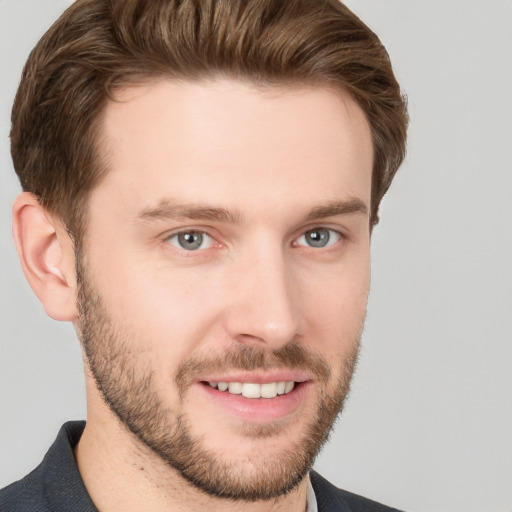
[12,79,373,512]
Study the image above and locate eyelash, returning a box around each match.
[165,230,217,252]
[164,226,344,254]
[293,227,343,249]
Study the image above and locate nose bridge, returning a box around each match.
[225,237,300,348]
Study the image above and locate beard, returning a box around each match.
[76,256,362,501]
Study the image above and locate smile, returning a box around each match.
[207,381,295,398]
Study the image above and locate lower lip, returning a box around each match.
[197,382,311,422]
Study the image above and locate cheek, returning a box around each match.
[299,255,370,351]
[95,257,227,365]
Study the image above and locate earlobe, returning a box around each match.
[12,192,78,322]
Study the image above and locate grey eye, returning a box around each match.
[296,228,341,248]
[168,231,213,251]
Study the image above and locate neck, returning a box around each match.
[75,404,309,512]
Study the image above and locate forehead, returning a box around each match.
[93,78,373,219]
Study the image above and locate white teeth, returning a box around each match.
[260,382,277,398]
[228,382,242,394]
[242,383,261,398]
[208,380,295,398]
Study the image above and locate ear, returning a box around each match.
[12,192,78,321]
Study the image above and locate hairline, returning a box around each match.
[73,73,375,250]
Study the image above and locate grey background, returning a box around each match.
[1,1,511,511]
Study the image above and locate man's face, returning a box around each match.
[76,79,373,500]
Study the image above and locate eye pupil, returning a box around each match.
[178,231,203,250]
[306,228,330,248]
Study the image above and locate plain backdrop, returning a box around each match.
[1,1,511,511]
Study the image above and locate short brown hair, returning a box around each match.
[11,0,408,238]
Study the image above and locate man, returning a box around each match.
[0,0,408,510]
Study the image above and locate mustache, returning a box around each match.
[175,343,331,397]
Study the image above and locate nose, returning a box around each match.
[223,246,301,350]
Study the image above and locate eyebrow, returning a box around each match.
[303,198,368,222]
[136,200,243,224]
[136,197,368,224]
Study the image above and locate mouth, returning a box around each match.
[197,379,309,423]
[191,370,314,423]
[206,380,296,398]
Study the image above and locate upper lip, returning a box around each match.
[197,370,313,384]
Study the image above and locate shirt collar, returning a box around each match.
[306,473,319,512]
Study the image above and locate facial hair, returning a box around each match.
[76,256,362,501]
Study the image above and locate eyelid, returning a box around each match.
[293,226,344,248]
[163,227,221,252]
[161,224,346,252]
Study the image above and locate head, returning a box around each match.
[11,0,408,503]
